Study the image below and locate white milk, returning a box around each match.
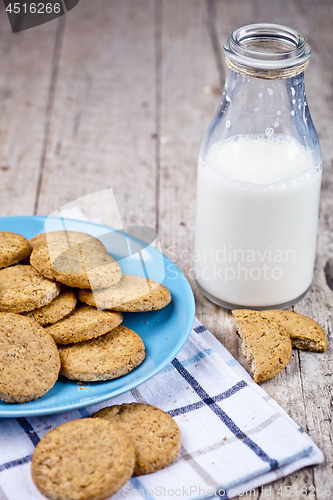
[194,134,322,307]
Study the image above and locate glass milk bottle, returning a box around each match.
[194,24,322,309]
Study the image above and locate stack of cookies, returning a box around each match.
[0,230,172,404]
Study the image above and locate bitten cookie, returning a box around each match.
[0,232,31,269]
[78,274,171,312]
[261,309,327,352]
[0,265,61,313]
[23,287,77,326]
[30,238,121,290]
[45,304,123,344]
[58,325,145,381]
[232,309,292,383]
[93,403,181,475]
[31,418,135,500]
[0,313,60,403]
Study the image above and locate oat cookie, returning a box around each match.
[58,325,145,381]
[23,287,77,326]
[261,309,327,352]
[29,230,95,250]
[45,304,123,344]
[0,231,31,269]
[78,274,171,312]
[30,238,121,289]
[0,313,60,403]
[232,309,292,383]
[0,265,61,313]
[93,403,181,475]
[31,418,135,500]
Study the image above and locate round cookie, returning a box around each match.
[0,231,31,269]
[0,265,61,313]
[0,313,60,403]
[45,304,123,344]
[31,418,135,500]
[29,230,95,249]
[58,325,145,381]
[93,403,181,475]
[78,274,171,312]
[30,239,121,290]
[23,287,77,326]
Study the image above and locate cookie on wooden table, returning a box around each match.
[261,309,327,352]
[232,309,292,383]
[0,232,31,269]
[30,238,121,290]
[45,304,123,344]
[23,287,77,326]
[31,418,135,500]
[0,313,60,403]
[78,274,171,312]
[58,325,145,381]
[93,403,181,475]
[0,265,61,313]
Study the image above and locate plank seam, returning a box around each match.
[154,0,162,235]
[33,13,66,215]
[205,0,225,91]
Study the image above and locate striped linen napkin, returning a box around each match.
[0,318,323,500]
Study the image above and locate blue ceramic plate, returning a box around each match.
[0,216,195,417]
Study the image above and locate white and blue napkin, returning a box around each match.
[0,318,323,500]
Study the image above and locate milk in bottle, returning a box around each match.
[194,24,322,309]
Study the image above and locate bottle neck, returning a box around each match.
[224,68,306,117]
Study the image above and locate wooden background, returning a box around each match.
[0,1,332,498]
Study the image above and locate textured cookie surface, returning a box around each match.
[232,309,292,383]
[93,403,181,475]
[58,325,145,381]
[0,232,31,269]
[31,418,135,500]
[45,304,123,344]
[30,238,121,290]
[261,310,327,352]
[29,230,96,249]
[23,287,77,326]
[0,265,61,313]
[78,274,171,312]
[0,313,60,403]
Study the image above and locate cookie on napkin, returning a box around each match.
[93,403,181,475]
[232,309,292,383]
[78,274,171,312]
[0,264,61,313]
[0,231,31,269]
[31,418,135,500]
[0,313,60,403]
[261,309,327,352]
[58,325,145,381]
[45,304,123,344]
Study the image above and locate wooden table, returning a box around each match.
[0,1,332,498]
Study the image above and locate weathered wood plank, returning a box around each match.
[36,0,156,229]
[0,4,59,216]
[157,0,234,357]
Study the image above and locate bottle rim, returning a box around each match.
[223,23,311,71]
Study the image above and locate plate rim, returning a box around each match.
[0,215,196,418]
